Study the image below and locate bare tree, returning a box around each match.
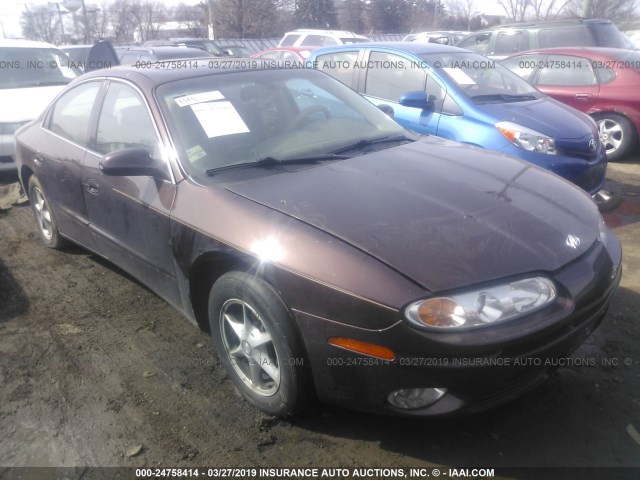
[213,0,282,37]
[108,0,138,42]
[498,0,531,21]
[130,1,167,41]
[21,5,64,44]
[529,0,567,19]
[170,3,206,37]
[339,0,367,31]
[564,0,639,23]
[446,0,476,29]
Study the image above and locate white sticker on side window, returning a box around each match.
[191,101,250,138]
[175,91,225,107]
[443,67,476,85]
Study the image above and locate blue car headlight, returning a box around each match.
[496,121,557,155]
[405,277,557,330]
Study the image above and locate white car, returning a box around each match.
[278,29,370,48]
[0,39,79,174]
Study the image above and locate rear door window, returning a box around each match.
[47,81,101,146]
[493,31,528,55]
[536,54,597,86]
[538,27,595,48]
[364,52,426,102]
[457,32,492,54]
[280,35,300,47]
[314,51,359,86]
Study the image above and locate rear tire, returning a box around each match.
[208,271,311,416]
[28,175,66,249]
[593,112,637,161]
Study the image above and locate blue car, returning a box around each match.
[307,42,606,195]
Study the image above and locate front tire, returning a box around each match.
[208,271,311,416]
[593,113,637,161]
[28,175,66,249]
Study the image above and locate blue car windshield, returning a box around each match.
[420,52,541,103]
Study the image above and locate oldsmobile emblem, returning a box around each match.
[566,234,581,249]
[588,138,597,152]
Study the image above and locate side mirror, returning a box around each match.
[377,104,394,118]
[99,147,169,180]
[399,91,435,112]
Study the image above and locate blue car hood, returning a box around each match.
[226,137,600,292]
[477,98,596,139]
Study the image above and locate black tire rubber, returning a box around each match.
[593,112,637,162]
[208,271,312,416]
[28,175,66,249]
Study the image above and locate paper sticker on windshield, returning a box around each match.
[175,91,224,107]
[186,144,207,162]
[443,67,476,85]
[191,101,250,138]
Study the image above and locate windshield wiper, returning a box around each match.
[329,135,415,155]
[471,94,538,103]
[205,153,349,176]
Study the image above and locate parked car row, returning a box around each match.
[308,42,607,195]
[501,47,640,161]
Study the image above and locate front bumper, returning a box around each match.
[1,133,18,174]
[499,143,607,196]
[295,237,622,416]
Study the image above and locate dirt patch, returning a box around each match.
[1,157,639,473]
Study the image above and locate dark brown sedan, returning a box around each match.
[14,62,622,416]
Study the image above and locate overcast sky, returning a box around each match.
[0,0,505,39]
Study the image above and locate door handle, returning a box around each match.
[33,155,43,166]
[574,93,593,100]
[84,180,100,195]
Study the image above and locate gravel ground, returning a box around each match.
[0,152,639,477]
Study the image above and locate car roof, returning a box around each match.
[481,17,613,32]
[61,45,93,50]
[77,58,297,85]
[119,46,207,54]
[506,46,637,58]
[0,39,58,49]
[310,41,468,56]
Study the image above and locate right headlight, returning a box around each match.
[496,121,557,155]
[404,276,557,330]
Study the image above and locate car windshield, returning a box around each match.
[341,38,370,44]
[420,52,541,103]
[154,49,213,60]
[0,47,80,89]
[182,41,224,56]
[157,68,409,177]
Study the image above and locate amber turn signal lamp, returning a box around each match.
[328,337,395,361]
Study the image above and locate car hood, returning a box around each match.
[477,97,595,139]
[0,86,64,123]
[226,138,600,292]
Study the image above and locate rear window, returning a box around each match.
[609,50,640,73]
[588,22,627,48]
[300,35,338,47]
[538,27,595,48]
